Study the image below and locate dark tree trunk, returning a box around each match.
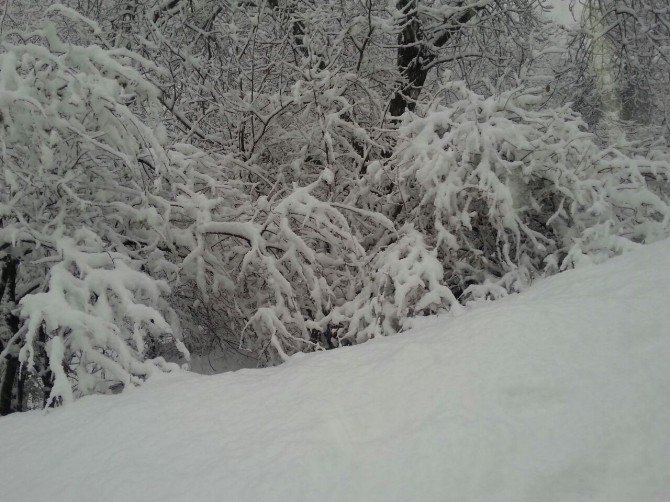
[41,372,54,408]
[0,355,19,416]
[36,326,54,408]
[389,0,427,117]
[389,0,477,117]
[15,368,25,412]
[0,257,21,415]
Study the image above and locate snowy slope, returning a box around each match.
[2,241,670,502]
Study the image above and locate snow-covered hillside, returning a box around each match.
[1,241,669,502]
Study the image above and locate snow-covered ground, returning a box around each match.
[2,240,670,501]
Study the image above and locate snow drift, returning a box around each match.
[1,240,669,501]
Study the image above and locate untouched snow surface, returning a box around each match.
[2,241,670,501]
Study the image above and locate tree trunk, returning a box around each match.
[0,313,21,416]
[37,326,54,408]
[0,356,19,416]
[15,368,25,412]
[0,257,21,415]
[389,0,426,117]
[389,0,477,117]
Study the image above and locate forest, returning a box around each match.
[0,0,669,414]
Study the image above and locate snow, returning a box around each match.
[545,0,582,27]
[2,240,670,501]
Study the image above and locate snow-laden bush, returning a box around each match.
[373,80,670,302]
[0,7,374,401]
[190,168,367,365]
[330,226,461,343]
[18,233,180,404]
[0,7,191,406]
[2,3,669,407]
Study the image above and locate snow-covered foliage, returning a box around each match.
[560,0,670,133]
[330,227,461,343]
[0,7,190,404]
[189,168,368,365]
[1,0,669,410]
[378,81,670,301]
[18,235,179,404]
[0,5,374,398]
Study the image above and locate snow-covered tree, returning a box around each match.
[0,5,382,400]
[374,80,670,304]
[0,6,190,411]
[2,1,669,412]
[564,0,670,134]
